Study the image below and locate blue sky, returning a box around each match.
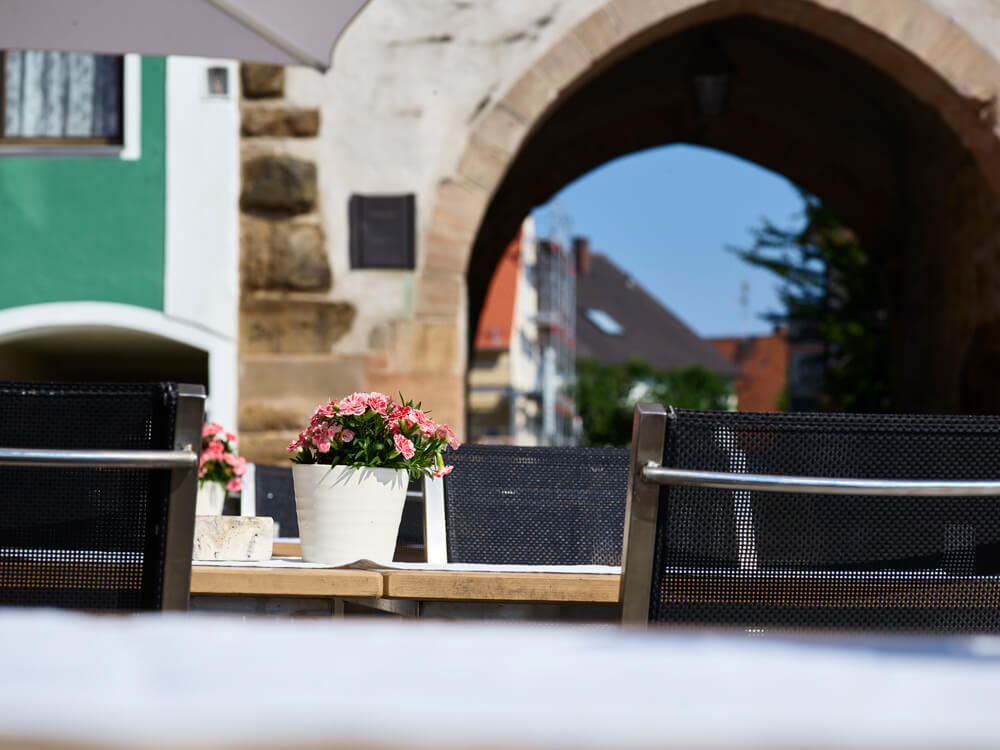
[532,143,805,339]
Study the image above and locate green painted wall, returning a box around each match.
[0,58,166,311]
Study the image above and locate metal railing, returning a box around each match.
[642,464,1000,497]
[0,448,197,469]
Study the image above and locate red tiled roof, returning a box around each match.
[473,232,520,351]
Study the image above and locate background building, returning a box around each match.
[576,242,740,382]
[468,219,577,445]
[0,52,241,428]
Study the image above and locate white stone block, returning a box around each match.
[193,516,274,561]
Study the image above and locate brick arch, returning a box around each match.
[421,0,1000,288]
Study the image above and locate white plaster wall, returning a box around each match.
[282,0,607,354]
[165,56,240,427]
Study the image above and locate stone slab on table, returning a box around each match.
[192,516,274,562]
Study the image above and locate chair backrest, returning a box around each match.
[621,404,1000,631]
[0,381,204,611]
[253,464,299,537]
[428,444,630,565]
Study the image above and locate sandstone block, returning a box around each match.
[501,69,555,123]
[239,398,315,432]
[408,321,460,372]
[241,217,331,291]
[242,106,320,137]
[240,215,273,285]
[414,272,465,318]
[240,429,301,466]
[238,354,368,403]
[241,63,284,98]
[456,137,508,193]
[193,516,273,561]
[241,155,317,214]
[240,298,355,354]
[273,222,331,289]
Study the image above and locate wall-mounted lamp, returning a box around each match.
[688,31,733,120]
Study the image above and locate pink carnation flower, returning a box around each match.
[226,478,242,492]
[413,410,436,437]
[202,422,224,439]
[341,429,355,443]
[432,465,454,478]
[337,393,367,416]
[435,424,460,450]
[316,440,331,453]
[393,434,415,460]
[205,440,225,460]
[365,392,390,415]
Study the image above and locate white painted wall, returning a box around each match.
[164,56,240,428]
[281,0,607,355]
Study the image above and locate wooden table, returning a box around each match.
[189,561,621,619]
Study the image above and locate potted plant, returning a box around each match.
[197,423,247,515]
[287,391,459,563]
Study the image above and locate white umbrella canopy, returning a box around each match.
[0,0,370,70]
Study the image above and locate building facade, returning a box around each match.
[0,53,241,428]
[467,219,577,446]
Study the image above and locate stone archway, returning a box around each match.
[418,0,1000,419]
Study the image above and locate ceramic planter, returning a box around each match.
[195,480,226,515]
[292,464,408,564]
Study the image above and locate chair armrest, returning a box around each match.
[641,464,1000,496]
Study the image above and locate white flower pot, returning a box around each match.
[195,481,226,515]
[292,464,408,564]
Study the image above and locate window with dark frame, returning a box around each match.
[1,50,124,146]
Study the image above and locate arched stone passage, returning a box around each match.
[420,0,1000,415]
[0,302,236,426]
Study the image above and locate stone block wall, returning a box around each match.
[238,63,357,465]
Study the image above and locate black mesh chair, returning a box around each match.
[0,381,204,611]
[621,403,1000,632]
[427,444,630,565]
[253,464,299,537]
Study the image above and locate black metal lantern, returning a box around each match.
[688,31,733,120]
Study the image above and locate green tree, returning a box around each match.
[575,357,732,447]
[732,192,892,412]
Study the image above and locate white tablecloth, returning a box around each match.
[194,556,621,575]
[2,610,1000,749]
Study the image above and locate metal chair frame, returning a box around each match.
[0,383,205,610]
[620,402,1000,626]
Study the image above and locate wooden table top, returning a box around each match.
[380,568,621,603]
[190,561,621,604]
[190,565,384,598]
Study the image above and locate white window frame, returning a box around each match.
[0,53,141,160]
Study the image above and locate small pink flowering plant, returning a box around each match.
[287,392,459,480]
[200,423,247,494]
